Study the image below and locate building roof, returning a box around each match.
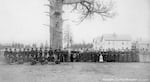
[101,34,132,41]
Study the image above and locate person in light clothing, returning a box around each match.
[99,54,103,62]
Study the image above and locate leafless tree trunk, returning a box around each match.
[49,0,63,49]
[47,0,115,49]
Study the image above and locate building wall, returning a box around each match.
[93,34,132,50]
[138,43,150,52]
[93,40,132,50]
[137,42,150,62]
[102,40,131,50]
[139,52,150,62]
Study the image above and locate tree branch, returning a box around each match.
[64,0,116,23]
[63,0,86,4]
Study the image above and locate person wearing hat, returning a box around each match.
[4,48,9,63]
[12,48,17,63]
[8,48,13,64]
[4,48,8,58]
[30,48,38,65]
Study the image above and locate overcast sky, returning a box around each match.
[0,0,150,45]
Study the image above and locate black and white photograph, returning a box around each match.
[0,0,150,82]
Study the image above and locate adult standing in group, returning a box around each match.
[13,48,17,63]
[4,48,9,63]
[8,48,13,64]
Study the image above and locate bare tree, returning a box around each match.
[63,24,73,49]
[46,0,115,49]
[64,0,115,22]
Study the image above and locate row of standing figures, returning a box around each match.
[70,50,139,62]
[3,48,139,65]
[3,48,63,65]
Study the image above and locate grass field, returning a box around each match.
[0,52,150,82]
[0,62,150,82]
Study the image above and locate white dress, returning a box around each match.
[99,54,103,62]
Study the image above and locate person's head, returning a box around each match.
[5,48,8,51]
[45,48,47,51]
[54,49,57,52]
[27,48,29,51]
[9,48,12,51]
[19,48,21,51]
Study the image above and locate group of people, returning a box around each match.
[4,48,68,65]
[3,48,139,65]
[71,49,139,62]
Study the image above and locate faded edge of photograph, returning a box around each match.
[0,0,150,82]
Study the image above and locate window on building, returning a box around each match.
[122,42,124,45]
